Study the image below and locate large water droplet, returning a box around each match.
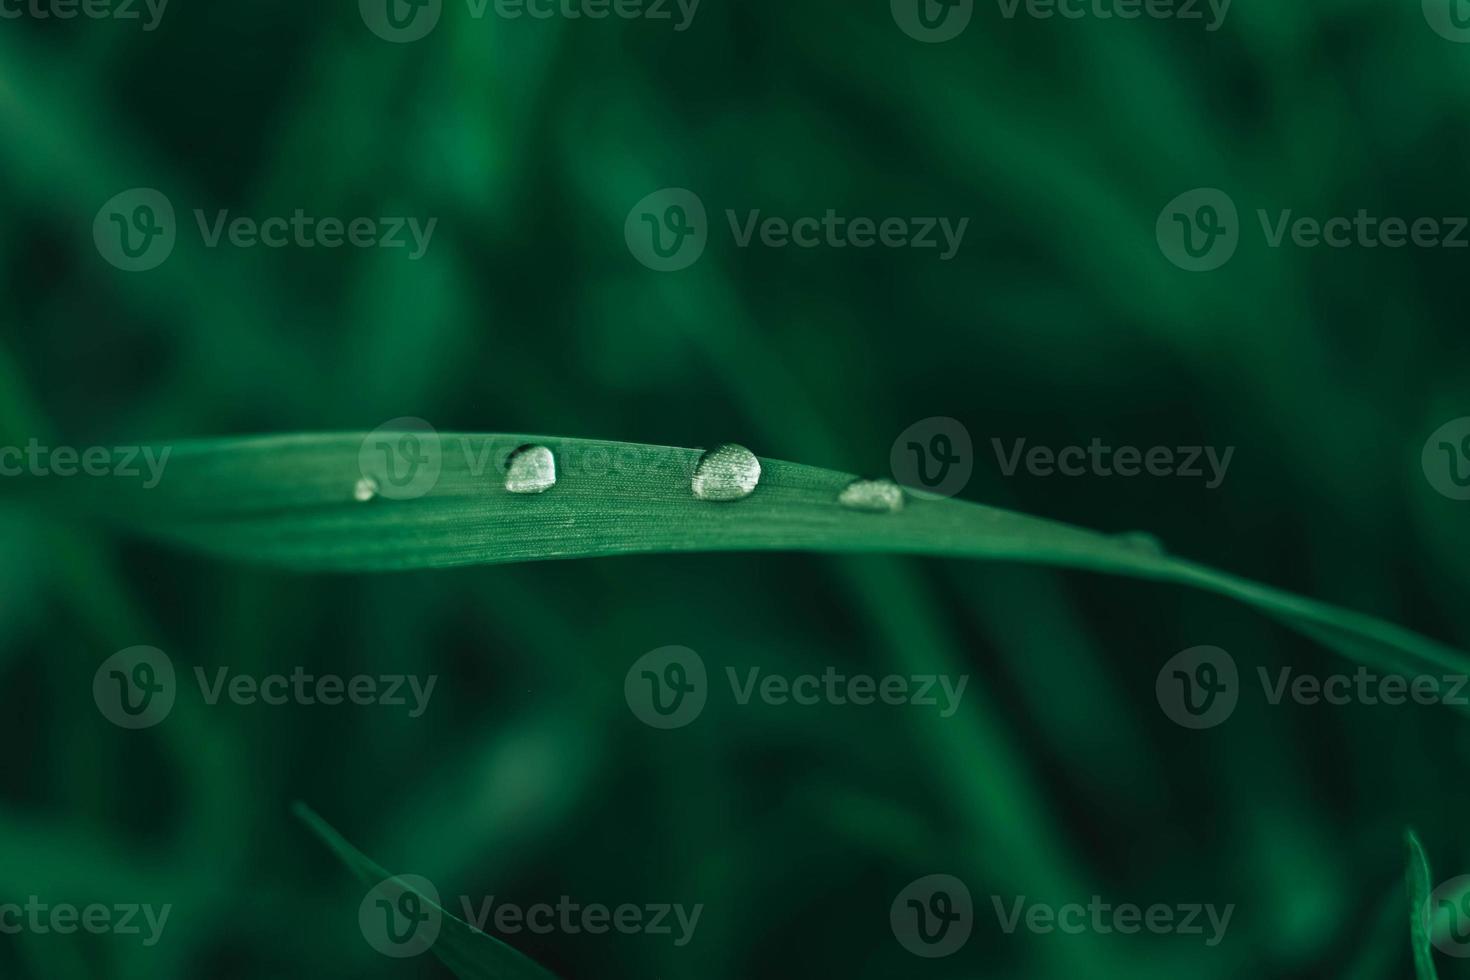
[838,478,905,513]
[505,444,557,494]
[691,444,761,502]
[353,476,379,502]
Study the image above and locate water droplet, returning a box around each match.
[1114,531,1166,556]
[353,476,379,502]
[691,443,761,502]
[504,444,557,494]
[838,478,905,513]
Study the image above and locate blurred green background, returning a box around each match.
[3,0,1470,976]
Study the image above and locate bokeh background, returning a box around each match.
[2,0,1470,977]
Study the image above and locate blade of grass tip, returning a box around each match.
[292,802,561,980]
[21,433,1470,685]
[1406,829,1440,980]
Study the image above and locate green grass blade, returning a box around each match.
[292,802,561,980]
[1405,829,1440,980]
[25,432,1470,681]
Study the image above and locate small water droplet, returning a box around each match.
[504,444,557,494]
[838,478,905,513]
[353,476,379,502]
[691,444,761,502]
[1115,531,1166,556]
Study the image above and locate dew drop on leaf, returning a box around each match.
[838,478,905,513]
[691,444,761,502]
[505,444,557,494]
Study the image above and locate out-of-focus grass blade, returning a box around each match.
[1406,829,1440,980]
[293,802,560,980]
[20,432,1470,682]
